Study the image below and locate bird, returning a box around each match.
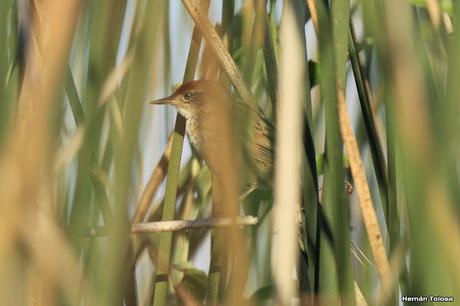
[150,80,273,188]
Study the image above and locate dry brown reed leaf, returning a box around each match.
[336,84,391,287]
[133,133,173,223]
[272,2,305,304]
[306,0,319,33]
[354,282,369,306]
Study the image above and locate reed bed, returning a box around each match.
[0,0,459,305]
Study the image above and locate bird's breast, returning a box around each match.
[185,113,229,175]
[185,116,203,153]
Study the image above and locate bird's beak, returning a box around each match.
[149,97,174,105]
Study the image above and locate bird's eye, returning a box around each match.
[184,92,192,101]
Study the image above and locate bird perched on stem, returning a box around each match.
[150,80,273,187]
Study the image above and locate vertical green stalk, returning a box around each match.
[314,0,339,301]
[443,2,460,207]
[263,11,278,114]
[152,2,209,306]
[315,0,356,304]
[221,0,234,44]
[331,1,355,305]
[207,196,222,305]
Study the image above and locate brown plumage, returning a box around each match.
[150,80,273,184]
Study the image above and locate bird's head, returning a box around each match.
[150,80,226,120]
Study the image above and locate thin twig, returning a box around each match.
[86,216,258,236]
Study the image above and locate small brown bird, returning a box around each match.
[150,80,273,185]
